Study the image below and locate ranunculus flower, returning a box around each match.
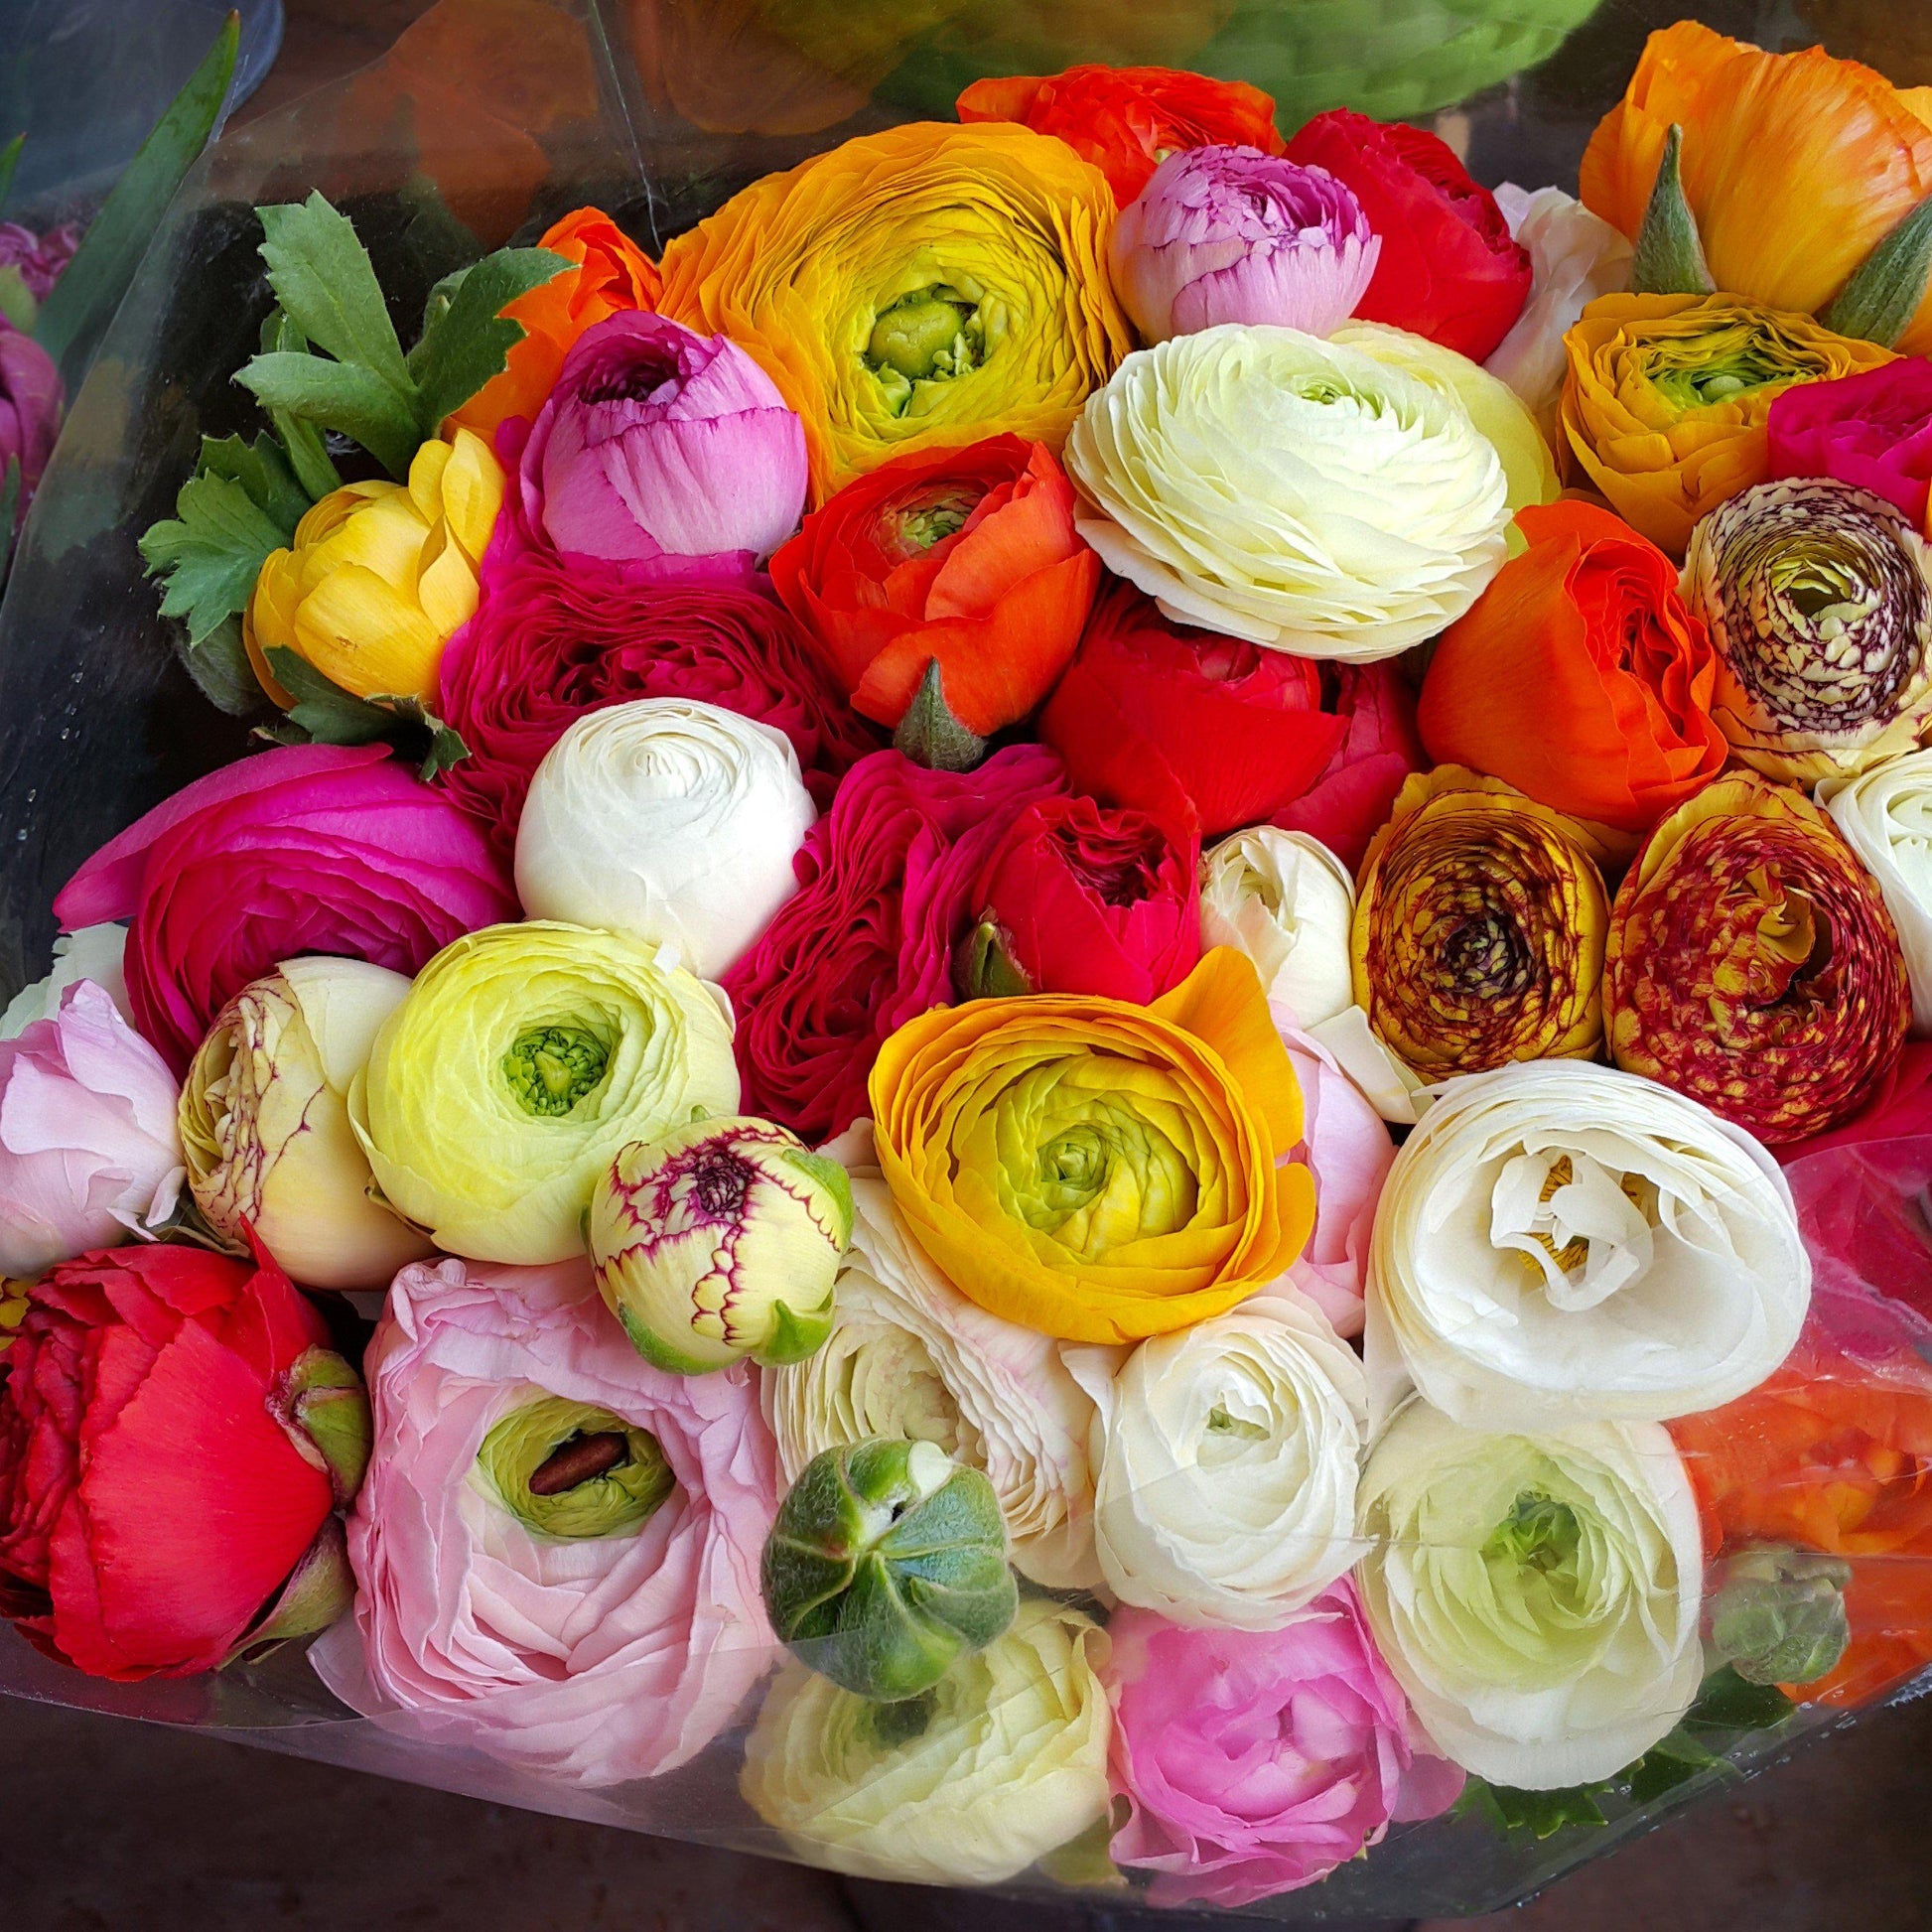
[1283,110,1532,364]
[1682,479,1932,780]
[310,1254,774,1784]
[1365,1061,1811,1431]
[1558,291,1895,556]
[766,1161,1101,1590]
[1351,766,1614,1079]
[55,744,517,1073]
[518,312,806,572]
[179,958,431,1291]
[1199,827,1355,1029]
[740,1598,1111,1884]
[1604,773,1911,1142]
[957,65,1287,208]
[1580,21,1932,358]
[657,122,1133,505]
[723,746,1065,1147]
[1819,750,1932,1035]
[1071,1292,1365,1629]
[1418,499,1728,834]
[1109,146,1378,345]
[0,220,79,304]
[1767,358,1932,530]
[513,698,815,980]
[0,1243,360,1680]
[1356,1401,1705,1787]
[870,948,1315,1344]
[1271,661,1429,872]
[247,430,503,706]
[446,206,662,440]
[960,792,1200,1006]
[769,434,1098,735]
[0,319,62,512]
[0,924,131,1038]
[1104,1589,1462,1906]
[435,555,881,859]
[1067,324,1512,660]
[0,982,181,1278]
[348,921,739,1266]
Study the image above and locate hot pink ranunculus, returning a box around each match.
[1272,661,1427,873]
[1766,357,1932,531]
[1105,1589,1464,1908]
[312,1255,779,1788]
[0,319,62,510]
[0,221,79,304]
[519,311,807,574]
[54,744,516,1072]
[0,980,182,1278]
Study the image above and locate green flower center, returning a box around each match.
[865,284,985,415]
[1037,1124,1111,1215]
[502,1025,610,1117]
[477,1395,673,1540]
[1652,345,1788,411]
[1485,1491,1584,1577]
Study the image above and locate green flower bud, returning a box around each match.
[761,1437,1019,1703]
[476,1395,674,1540]
[268,1345,373,1508]
[1710,1545,1853,1686]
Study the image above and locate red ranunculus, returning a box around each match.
[770,434,1099,737]
[962,792,1201,1006]
[0,1243,352,1680]
[437,546,882,859]
[1272,662,1429,874]
[1283,110,1532,363]
[722,746,1065,1146]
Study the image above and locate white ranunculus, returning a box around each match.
[1484,186,1634,435]
[1065,323,1512,661]
[0,923,131,1037]
[1366,1061,1809,1430]
[741,1598,1111,1884]
[1199,827,1355,1028]
[1068,1292,1367,1629]
[514,697,815,980]
[1818,751,1932,1035]
[763,1171,1105,1589]
[1306,1004,1429,1127]
[1356,1401,1703,1788]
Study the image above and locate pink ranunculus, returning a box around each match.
[0,221,79,304]
[0,320,62,509]
[1105,1589,1464,1909]
[519,311,807,574]
[1109,146,1380,345]
[0,981,182,1277]
[54,744,516,1072]
[1766,357,1932,531]
[311,1255,778,1787]
[1272,661,1426,873]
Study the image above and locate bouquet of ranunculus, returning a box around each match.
[7,12,1932,1918]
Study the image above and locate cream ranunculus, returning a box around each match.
[1366,1061,1809,1430]
[514,698,816,981]
[740,1597,1111,1884]
[1069,1292,1367,1630]
[764,1168,1103,1589]
[1065,323,1513,661]
[1198,827,1356,1029]
[0,923,131,1037]
[1355,1401,1704,1789]
[181,957,433,1289]
[1818,749,1932,1036]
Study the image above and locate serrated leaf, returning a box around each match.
[255,192,413,400]
[263,647,397,747]
[236,349,422,479]
[407,246,572,429]
[1625,1732,1720,1806]
[138,470,291,645]
[260,309,344,500]
[179,614,263,717]
[1461,1779,1611,1841]
[198,430,310,531]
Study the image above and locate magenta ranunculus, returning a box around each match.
[1108,146,1380,345]
[1765,356,1932,530]
[0,320,63,508]
[518,311,807,573]
[311,1255,778,1788]
[0,221,79,304]
[0,981,182,1278]
[53,745,516,1072]
[1105,1589,1464,1909]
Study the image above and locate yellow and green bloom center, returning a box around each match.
[501,1025,610,1118]
[866,283,986,414]
[477,1395,673,1539]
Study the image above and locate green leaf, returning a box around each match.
[0,133,23,216]
[34,14,238,383]
[407,246,572,430]
[1625,1730,1721,1805]
[254,191,413,402]
[138,469,291,645]
[0,265,36,334]
[198,430,310,532]
[178,613,262,717]
[894,658,986,772]
[365,695,472,780]
[263,648,397,747]
[1682,1665,1794,1737]
[1631,124,1716,299]
[236,349,422,479]
[259,310,344,501]
[1822,193,1932,347]
[1456,1779,1610,1841]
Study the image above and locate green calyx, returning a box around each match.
[1631,124,1716,299]
[477,1395,673,1540]
[894,658,986,774]
[501,1025,611,1118]
[954,917,1035,1002]
[1710,1545,1852,1686]
[1823,193,1932,348]
[865,284,985,413]
[269,1347,373,1508]
[226,1516,355,1665]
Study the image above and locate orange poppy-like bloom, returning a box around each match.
[446,207,662,440]
[1580,22,1932,356]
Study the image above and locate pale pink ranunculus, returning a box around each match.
[312,1255,779,1787]
[1105,1588,1464,1909]
[519,312,806,574]
[0,980,182,1277]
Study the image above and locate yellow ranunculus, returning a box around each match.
[868,947,1315,1345]
[246,428,504,705]
[1558,292,1893,556]
[655,121,1133,506]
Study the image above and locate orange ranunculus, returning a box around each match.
[445,208,661,440]
[1580,22,1932,356]
[1417,500,1728,834]
[957,64,1285,208]
[768,434,1097,736]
